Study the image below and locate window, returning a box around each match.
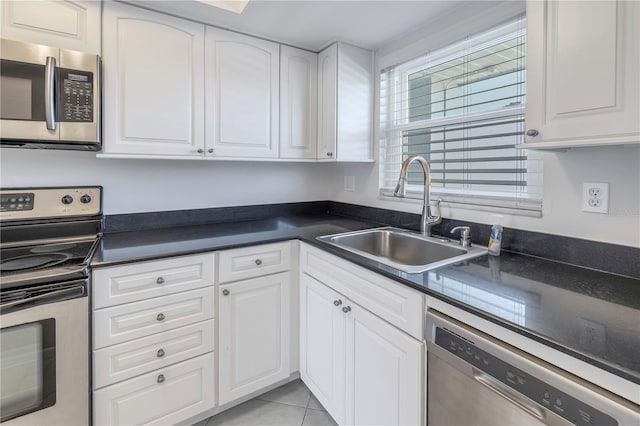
[380,17,542,216]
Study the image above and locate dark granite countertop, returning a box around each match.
[92,213,640,386]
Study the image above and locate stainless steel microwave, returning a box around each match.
[0,39,101,151]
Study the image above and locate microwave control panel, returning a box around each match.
[60,68,94,122]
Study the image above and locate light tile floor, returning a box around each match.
[193,380,337,426]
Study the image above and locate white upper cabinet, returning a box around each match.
[102,1,205,157]
[524,0,640,149]
[0,0,101,54]
[205,27,280,158]
[280,46,318,159]
[317,43,373,161]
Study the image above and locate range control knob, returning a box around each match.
[80,194,92,204]
[61,195,74,205]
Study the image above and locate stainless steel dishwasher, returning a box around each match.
[426,310,639,426]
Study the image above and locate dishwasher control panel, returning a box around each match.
[435,327,618,426]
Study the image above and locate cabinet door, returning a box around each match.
[0,0,101,54]
[280,46,318,159]
[345,303,424,426]
[205,27,279,158]
[526,0,640,146]
[102,1,205,157]
[317,44,338,160]
[299,274,346,424]
[218,272,290,405]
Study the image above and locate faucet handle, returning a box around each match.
[450,226,472,248]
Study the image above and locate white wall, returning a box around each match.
[0,149,333,214]
[329,146,640,247]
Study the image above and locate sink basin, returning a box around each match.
[317,227,487,274]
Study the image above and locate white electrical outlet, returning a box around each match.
[581,182,609,213]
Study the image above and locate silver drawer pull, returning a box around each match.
[326,152,333,157]
[342,306,351,313]
[255,259,262,266]
[156,313,165,321]
[333,299,342,306]
[157,374,165,384]
[156,277,165,284]
[222,289,230,296]
[156,349,165,358]
[526,129,539,137]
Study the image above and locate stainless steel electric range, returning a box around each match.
[0,186,102,426]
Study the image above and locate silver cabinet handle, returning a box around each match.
[342,306,351,313]
[326,152,333,157]
[157,374,165,384]
[156,313,165,321]
[526,129,539,137]
[156,349,165,358]
[255,259,262,266]
[222,289,230,296]
[45,56,56,131]
[333,299,342,306]
[207,148,214,153]
[197,149,204,153]
[156,277,165,284]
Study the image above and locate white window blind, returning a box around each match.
[380,17,542,217]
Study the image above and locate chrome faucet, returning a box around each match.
[393,155,441,236]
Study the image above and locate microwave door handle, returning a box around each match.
[45,56,57,130]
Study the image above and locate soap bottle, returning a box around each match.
[488,224,503,256]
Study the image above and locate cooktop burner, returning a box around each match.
[0,240,96,277]
[1,253,72,271]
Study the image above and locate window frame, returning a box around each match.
[378,17,542,217]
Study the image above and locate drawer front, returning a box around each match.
[300,243,424,339]
[93,253,215,309]
[219,241,292,283]
[93,319,215,389]
[93,352,216,426]
[93,287,215,349]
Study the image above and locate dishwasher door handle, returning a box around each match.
[473,369,546,422]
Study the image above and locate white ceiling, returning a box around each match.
[127,1,472,51]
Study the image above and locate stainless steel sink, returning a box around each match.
[317,227,487,274]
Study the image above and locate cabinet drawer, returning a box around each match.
[219,241,292,283]
[300,243,424,339]
[93,319,215,389]
[93,253,215,309]
[93,352,216,426]
[93,287,215,349]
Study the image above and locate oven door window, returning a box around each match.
[0,319,56,422]
[0,60,47,121]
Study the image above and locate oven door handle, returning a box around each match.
[1,285,85,315]
[45,55,57,131]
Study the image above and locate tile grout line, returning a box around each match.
[300,392,312,426]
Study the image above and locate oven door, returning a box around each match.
[0,39,59,142]
[0,281,88,426]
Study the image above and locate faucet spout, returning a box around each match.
[393,155,441,236]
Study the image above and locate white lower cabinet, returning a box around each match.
[93,352,216,426]
[218,271,291,405]
[300,273,347,424]
[300,272,424,426]
[92,254,216,425]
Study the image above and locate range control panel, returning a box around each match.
[0,187,101,221]
[435,327,618,426]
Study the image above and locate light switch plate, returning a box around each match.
[344,176,355,192]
